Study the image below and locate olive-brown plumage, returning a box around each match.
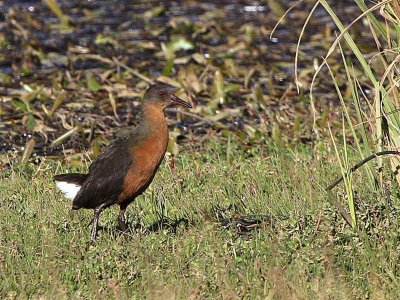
[54,84,192,242]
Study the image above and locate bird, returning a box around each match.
[54,83,192,242]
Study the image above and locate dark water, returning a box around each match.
[0,0,373,159]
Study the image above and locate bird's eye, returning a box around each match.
[159,91,165,96]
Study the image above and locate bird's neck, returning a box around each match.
[139,104,168,136]
[131,104,169,156]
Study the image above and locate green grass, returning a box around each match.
[1,139,400,299]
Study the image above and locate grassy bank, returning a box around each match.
[1,140,400,299]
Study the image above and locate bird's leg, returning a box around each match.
[90,204,106,243]
[117,206,128,232]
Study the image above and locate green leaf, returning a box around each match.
[252,84,264,103]
[25,115,37,130]
[143,6,164,20]
[272,124,282,147]
[12,99,29,112]
[95,34,118,46]
[44,0,70,27]
[0,72,12,85]
[49,90,68,117]
[168,37,194,52]
[212,70,225,105]
[21,139,35,163]
[267,0,285,18]
[86,73,101,92]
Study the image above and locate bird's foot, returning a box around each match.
[117,212,129,233]
[117,219,129,233]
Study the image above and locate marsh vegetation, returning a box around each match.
[1,0,400,298]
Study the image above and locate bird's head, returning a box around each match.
[142,83,192,110]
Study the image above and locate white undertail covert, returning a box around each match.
[55,181,81,200]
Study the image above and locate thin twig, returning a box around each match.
[112,57,154,84]
[324,150,400,226]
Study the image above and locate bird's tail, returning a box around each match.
[54,173,87,200]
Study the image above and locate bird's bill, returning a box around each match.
[170,95,192,108]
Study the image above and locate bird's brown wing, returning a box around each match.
[72,134,133,209]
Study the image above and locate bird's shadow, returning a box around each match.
[108,216,192,239]
[90,207,277,243]
[147,217,191,233]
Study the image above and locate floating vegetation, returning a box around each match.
[0,1,379,164]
